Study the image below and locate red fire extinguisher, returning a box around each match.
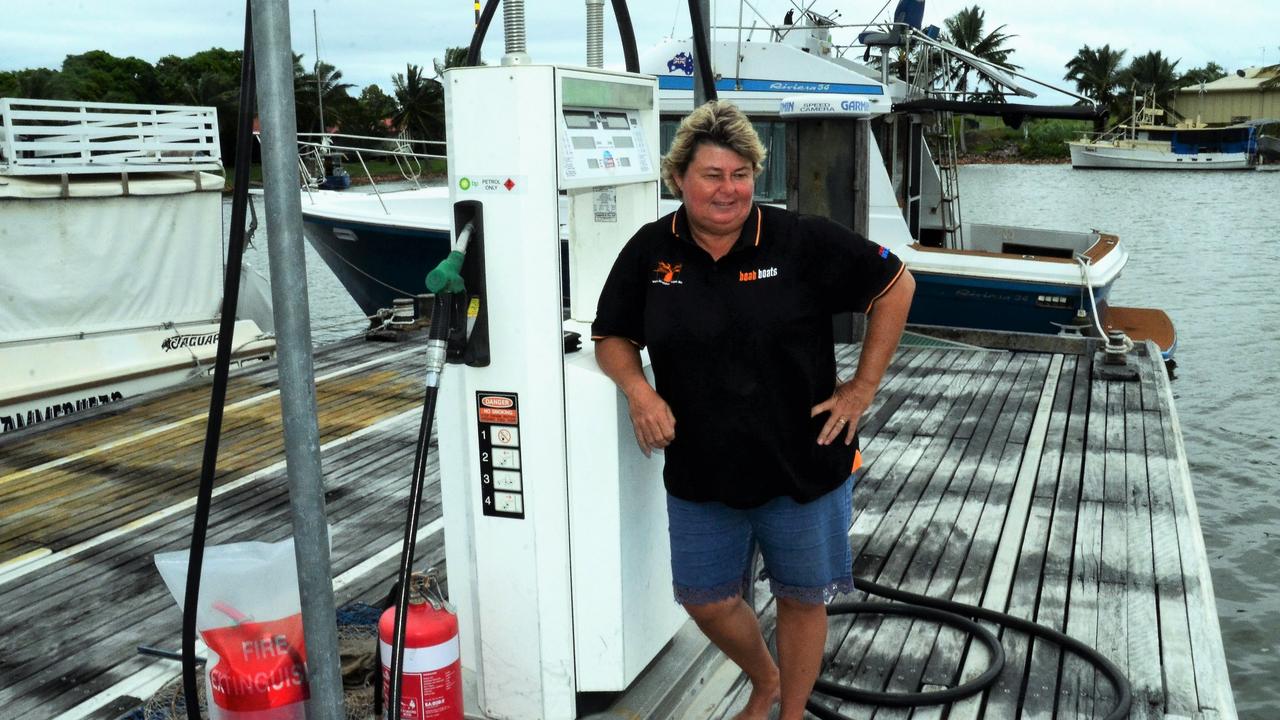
[379,572,463,720]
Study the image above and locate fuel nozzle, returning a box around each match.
[423,222,476,383]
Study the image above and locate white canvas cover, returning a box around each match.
[0,173,226,344]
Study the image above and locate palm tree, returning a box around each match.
[1260,64,1280,91]
[942,5,1021,101]
[433,47,472,79]
[1179,61,1226,88]
[1064,44,1127,132]
[1119,50,1181,119]
[294,59,355,133]
[392,64,444,141]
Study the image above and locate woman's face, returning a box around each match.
[674,142,755,238]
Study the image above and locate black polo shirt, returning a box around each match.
[592,203,904,508]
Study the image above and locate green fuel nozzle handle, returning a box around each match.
[425,250,467,294]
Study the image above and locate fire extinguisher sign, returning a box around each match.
[475,391,524,519]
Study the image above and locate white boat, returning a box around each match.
[1068,92,1262,170]
[0,98,275,435]
[295,4,1175,360]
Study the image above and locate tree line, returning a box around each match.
[933,5,1272,133]
[0,47,468,163]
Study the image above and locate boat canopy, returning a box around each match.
[893,99,1103,127]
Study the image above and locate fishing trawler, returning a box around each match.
[1068,91,1266,170]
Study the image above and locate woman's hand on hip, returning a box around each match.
[811,380,875,446]
[626,385,676,457]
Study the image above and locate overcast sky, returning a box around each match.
[3,1,1278,104]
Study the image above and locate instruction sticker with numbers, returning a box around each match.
[476,392,524,519]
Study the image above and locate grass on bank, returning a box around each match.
[223,158,448,192]
[957,117,1093,160]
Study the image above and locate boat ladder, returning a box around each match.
[928,112,964,249]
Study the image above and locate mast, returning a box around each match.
[313,9,325,137]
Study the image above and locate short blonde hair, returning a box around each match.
[661,100,766,199]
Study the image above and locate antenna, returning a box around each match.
[313,10,325,137]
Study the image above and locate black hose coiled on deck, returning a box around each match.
[181,3,256,717]
[804,577,1132,719]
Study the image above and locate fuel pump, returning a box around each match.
[435,65,686,719]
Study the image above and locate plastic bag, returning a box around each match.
[156,537,311,719]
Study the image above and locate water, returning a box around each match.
[223,197,370,346]
[227,165,1280,712]
[959,164,1280,716]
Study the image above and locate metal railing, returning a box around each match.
[0,97,222,175]
[290,132,446,214]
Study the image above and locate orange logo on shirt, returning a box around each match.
[739,267,778,282]
[652,261,683,285]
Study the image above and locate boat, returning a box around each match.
[0,98,275,435]
[294,4,1175,360]
[297,134,453,320]
[652,8,1172,359]
[1258,134,1280,164]
[1068,92,1264,170]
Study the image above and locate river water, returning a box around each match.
[227,164,1279,714]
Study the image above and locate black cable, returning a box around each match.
[180,3,255,717]
[609,0,640,73]
[386,293,453,719]
[466,0,502,67]
[686,0,718,101]
[805,577,1132,719]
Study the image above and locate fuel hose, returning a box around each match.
[806,576,1132,719]
[385,222,473,718]
[180,4,257,718]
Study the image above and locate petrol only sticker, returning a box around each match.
[455,175,526,194]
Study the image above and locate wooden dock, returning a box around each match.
[0,333,1236,719]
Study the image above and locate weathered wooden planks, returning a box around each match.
[0,340,436,718]
[682,343,1235,720]
[0,336,1237,720]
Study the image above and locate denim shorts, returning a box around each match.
[666,475,856,606]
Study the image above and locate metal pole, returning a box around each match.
[693,0,711,105]
[249,2,345,718]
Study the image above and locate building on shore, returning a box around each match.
[1172,65,1280,124]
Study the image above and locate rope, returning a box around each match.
[307,235,421,298]
[1075,254,1110,340]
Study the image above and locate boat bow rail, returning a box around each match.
[0,97,222,176]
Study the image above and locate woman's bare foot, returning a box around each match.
[732,668,781,720]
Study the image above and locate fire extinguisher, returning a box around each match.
[379,572,463,720]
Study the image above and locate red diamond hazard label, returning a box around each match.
[504,178,515,191]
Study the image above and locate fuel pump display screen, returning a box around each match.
[564,111,596,129]
[559,107,654,183]
[476,391,525,519]
[557,74,656,187]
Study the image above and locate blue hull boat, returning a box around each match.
[300,188,454,318]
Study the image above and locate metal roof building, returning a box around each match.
[1172,65,1280,124]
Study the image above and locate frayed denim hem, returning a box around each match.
[673,576,750,606]
[768,576,856,605]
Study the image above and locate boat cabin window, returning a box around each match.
[660,117,787,203]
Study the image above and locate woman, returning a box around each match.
[592,100,914,720]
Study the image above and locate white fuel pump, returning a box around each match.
[436,64,686,719]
